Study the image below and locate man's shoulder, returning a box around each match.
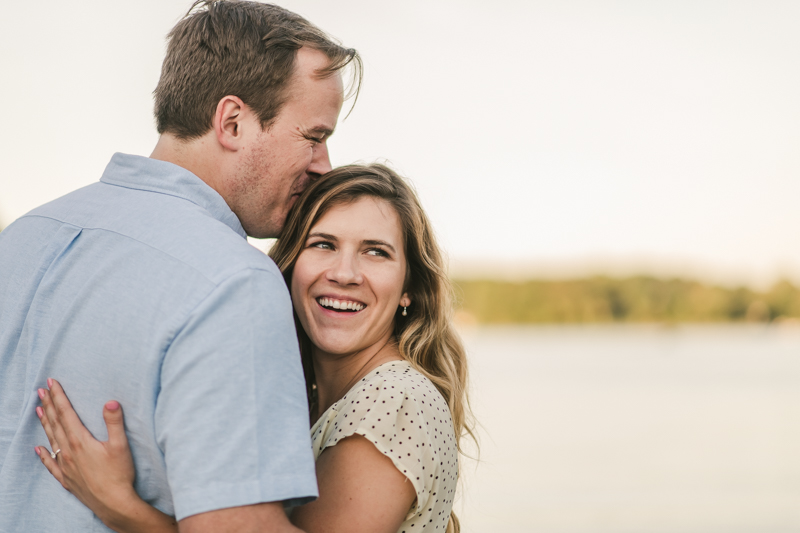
[24,180,278,285]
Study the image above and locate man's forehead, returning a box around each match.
[289,47,337,87]
[284,59,343,103]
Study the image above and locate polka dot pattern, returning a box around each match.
[310,361,458,531]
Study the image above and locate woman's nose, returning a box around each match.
[326,253,362,285]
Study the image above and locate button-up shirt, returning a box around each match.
[0,153,317,530]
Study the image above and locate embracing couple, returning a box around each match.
[0,2,472,532]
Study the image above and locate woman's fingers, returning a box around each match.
[47,379,87,442]
[103,401,130,453]
[42,378,93,460]
[36,404,59,454]
[34,445,66,488]
[33,383,143,529]
[38,386,70,458]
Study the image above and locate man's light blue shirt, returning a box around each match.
[0,153,317,531]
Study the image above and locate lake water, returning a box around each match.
[453,325,800,533]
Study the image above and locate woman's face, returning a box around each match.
[291,196,409,357]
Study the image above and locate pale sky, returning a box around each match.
[1,1,798,287]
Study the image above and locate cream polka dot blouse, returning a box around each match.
[310,360,458,531]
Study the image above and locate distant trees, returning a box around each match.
[453,276,800,324]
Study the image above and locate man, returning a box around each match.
[0,2,360,531]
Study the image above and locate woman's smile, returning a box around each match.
[316,296,366,313]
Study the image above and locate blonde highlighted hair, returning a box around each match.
[269,164,474,533]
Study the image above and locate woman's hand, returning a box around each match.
[35,379,177,533]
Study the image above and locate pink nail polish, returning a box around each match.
[34,446,40,456]
[47,378,53,388]
[36,407,43,419]
[37,389,45,400]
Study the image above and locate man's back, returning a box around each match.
[0,154,316,531]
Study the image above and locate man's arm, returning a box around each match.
[180,503,304,533]
[158,268,317,522]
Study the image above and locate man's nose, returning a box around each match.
[308,142,332,180]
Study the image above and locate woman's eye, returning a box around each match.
[366,248,389,258]
[309,241,333,250]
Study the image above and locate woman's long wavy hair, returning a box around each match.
[269,164,474,533]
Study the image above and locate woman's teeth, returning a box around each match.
[317,297,365,312]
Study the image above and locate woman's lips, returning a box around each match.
[316,296,366,313]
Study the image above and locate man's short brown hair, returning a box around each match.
[154,1,361,140]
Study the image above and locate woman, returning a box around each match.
[35,164,474,533]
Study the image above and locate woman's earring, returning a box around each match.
[402,306,408,316]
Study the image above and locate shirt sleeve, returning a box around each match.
[318,370,453,518]
[154,267,317,521]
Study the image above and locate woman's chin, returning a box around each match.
[307,332,360,358]
[306,323,394,360]
[313,344,359,359]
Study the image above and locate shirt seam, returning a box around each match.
[17,214,278,286]
[101,178,221,215]
[100,163,245,238]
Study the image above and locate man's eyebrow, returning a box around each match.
[308,125,335,137]
[363,239,396,254]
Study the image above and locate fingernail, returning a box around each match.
[36,407,43,419]
[37,389,45,400]
[105,401,120,411]
[47,378,53,388]
[34,446,40,456]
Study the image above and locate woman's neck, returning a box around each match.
[311,334,403,423]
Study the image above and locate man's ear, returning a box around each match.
[213,95,248,151]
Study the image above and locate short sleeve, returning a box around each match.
[316,367,453,518]
[155,268,317,521]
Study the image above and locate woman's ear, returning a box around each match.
[400,294,411,307]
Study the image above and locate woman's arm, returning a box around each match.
[36,379,178,533]
[36,380,417,533]
[290,434,416,533]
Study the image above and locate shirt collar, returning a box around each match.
[99,153,247,239]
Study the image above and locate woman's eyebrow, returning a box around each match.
[363,239,396,254]
[308,232,337,241]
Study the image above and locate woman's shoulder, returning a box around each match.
[354,360,440,393]
[311,361,456,468]
[311,359,458,523]
[314,358,457,457]
[340,360,451,419]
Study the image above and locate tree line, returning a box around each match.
[452,276,800,324]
